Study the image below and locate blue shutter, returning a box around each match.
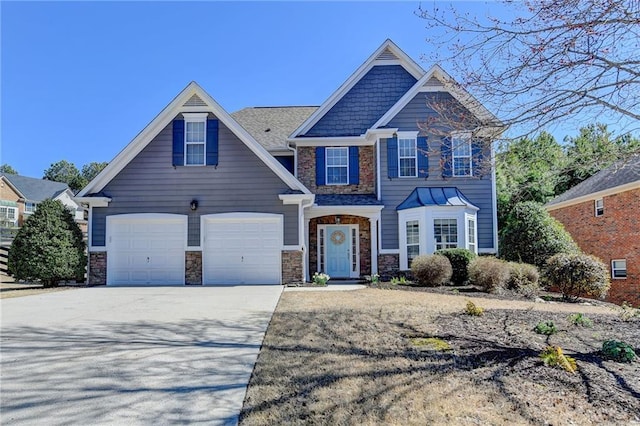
[348,146,359,185]
[172,119,185,166]
[387,137,398,178]
[316,147,326,186]
[472,139,484,177]
[441,137,452,178]
[206,119,219,166]
[417,136,429,178]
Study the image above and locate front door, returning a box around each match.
[326,225,351,278]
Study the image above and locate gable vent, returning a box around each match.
[425,76,443,87]
[183,94,207,107]
[376,47,399,61]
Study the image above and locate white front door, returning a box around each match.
[202,213,282,285]
[324,225,357,278]
[106,214,187,286]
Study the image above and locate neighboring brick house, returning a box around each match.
[546,155,640,306]
[77,39,501,286]
[0,173,86,232]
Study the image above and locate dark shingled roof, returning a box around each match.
[314,194,383,206]
[396,187,478,211]
[547,154,640,206]
[231,106,318,152]
[1,173,71,202]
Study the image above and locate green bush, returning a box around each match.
[411,254,452,287]
[500,201,579,268]
[8,199,86,287]
[568,313,593,327]
[534,320,558,335]
[602,340,637,363]
[544,253,610,302]
[507,262,540,298]
[436,248,476,285]
[468,257,511,293]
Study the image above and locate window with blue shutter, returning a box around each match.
[172,119,185,166]
[206,119,219,166]
[387,137,398,178]
[441,137,452,178]
[316,147,326,185]
[417,136,429,178]
[348,146,359,185]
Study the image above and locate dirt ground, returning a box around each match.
[240,288,640,426]
[0,279,78,299]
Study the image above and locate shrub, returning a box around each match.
[465,300,484,316]
[8,199,86,287]
[411,254,452,287]
[437,248,476,285]
[544,253,610,302]
[540,346,577,373]
[500,201,579,268]
[568,313,593,327]
[602,340,637,363]
[468,257,511,293]
[619,302,640,322]
[534,320,558,335]
[507,262,540,298]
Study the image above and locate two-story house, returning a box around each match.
[77,40,501,286]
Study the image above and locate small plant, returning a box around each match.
[369,273,380,284]
[568,313,593,327]
[534,320,558,335]
[411,254,452,287]
[544,253,610,302]
[602,340,637,363]
[410,337,452,351]
[619,302,640,322]
[436,248,476,285]
[390,276,408,285]
[465,300,484,316]
[468,257,511,293]
[312,272,330,286]
[540,346,577,373]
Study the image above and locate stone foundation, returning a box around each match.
[378,253,400,281]
[89,251,107,285]
[185,251,202,285]
[282,250,304,284]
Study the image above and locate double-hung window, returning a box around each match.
[452,132,472,177]
[184,114,207,166]
[398,135,417,177]
[434,218,458,250]
[406,220,420,267]
[467,217,476,253]
[595,198,604,216]
[25,202,36,213]
[0,207,17,223]
[611,259,627,279]
[326,147,348,185]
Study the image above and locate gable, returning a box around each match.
[303,65,417,137]
[387,92,473,132]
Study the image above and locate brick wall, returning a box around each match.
[185,251,202,285]
[549,188,640,306]
[282,250,304,284]
[297,146,376,195]
[378,254,400,281]
[309,215,371,277]
[88,251,107,285]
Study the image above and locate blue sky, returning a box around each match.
[0,1,624,179]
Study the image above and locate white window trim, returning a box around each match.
[466,214,477,254]
[325,147,349,186]
[595,198,604,217]
[611,259,627,279]
[405,219,420,267]
[317,224,360,278]
[452,131,473,177]
[434,217,459,251]
[24,202,36,214]
[183,112,208,166]
[397,131,418,178]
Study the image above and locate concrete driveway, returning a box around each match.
[0,286,283,425]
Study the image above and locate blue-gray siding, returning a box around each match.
[305,65,417,137]
[386,92,463,131]
[381,93,495,250]
[92,115,298,247]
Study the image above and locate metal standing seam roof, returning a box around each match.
[547,154,640,206]
[396,187,478,210]
[0,173,71,202]
[231,106,318,153]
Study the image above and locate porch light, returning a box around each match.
[190,200,198,211]
[335,217,341,224]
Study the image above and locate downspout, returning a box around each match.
[287,141,297,178]
[299,196,314,282]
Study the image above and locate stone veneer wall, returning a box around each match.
[185,251,202,285]
[378,253,400,281]
[282,250,304,284]
[309,215,371,277]
[89,251,107,285]
[297,146,376,195]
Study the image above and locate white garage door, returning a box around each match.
[106,214,187,285]
[202,213,282,285]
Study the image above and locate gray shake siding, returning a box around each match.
[92,115,298,247]
[380,93,495,250]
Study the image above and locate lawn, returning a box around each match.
[240,288,639,425]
